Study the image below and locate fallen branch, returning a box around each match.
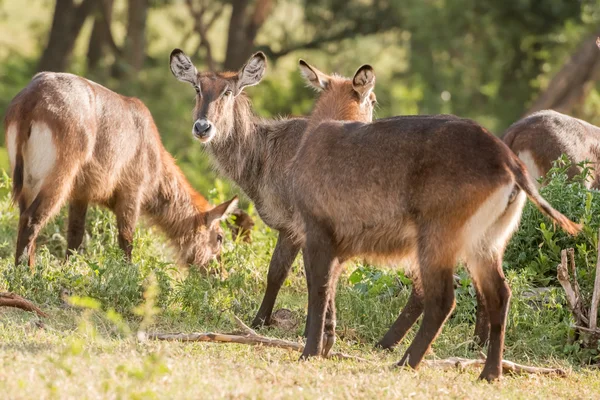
[424,357,567,376]
[573,325,600,336]
[557,249,589,325]
[147,315,368,362]
[589,228,600,330]
[0,292,48,318]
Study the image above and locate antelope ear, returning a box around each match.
[170,49,199,86]
[207,196,239,226]
[352,64,375,102]
[236,52,267,95]
[298,59,331,91]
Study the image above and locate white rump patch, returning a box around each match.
[23,121,57,198]
[6,123,17,170]
[460,183,522,258]
[518,151,542,188]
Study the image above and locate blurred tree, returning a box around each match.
[37,0,97,72]
[87,0,115,71]
[124,0,149,72]
[400,0,590,130]
[184,0,401,70]
[527,30,600,116]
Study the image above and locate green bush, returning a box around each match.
[504,156,599,295]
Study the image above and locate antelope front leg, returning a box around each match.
[66,200,89,259]
[252,232,300,328]
[301,228,336,360]
[114,194,142,261]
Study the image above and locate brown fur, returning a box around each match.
[169,50,376,329]
[170,52,580,381]
[4,72,238,269]
[290,106,579,381]
[502,110,600,189]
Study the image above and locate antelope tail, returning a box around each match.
[508,153,581,235]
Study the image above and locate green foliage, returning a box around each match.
[504,157,600,294]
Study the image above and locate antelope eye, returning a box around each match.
[224,89,233,97]
[194,85,201,94]
[216,234,223,244]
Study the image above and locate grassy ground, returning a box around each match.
[2,309,600,399]
[0,170,599,398]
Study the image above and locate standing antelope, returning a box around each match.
[169,50,497,353]
[284,92,580,381]
[4,72,241,269]
[502,109,600,189]
[169,49,377,334]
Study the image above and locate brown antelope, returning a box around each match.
[286,95,580,381]
[169,49,377,333]
[169,50,495,352]
[4,72,242,270]
[502,109,600,189]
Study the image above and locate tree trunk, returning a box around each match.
[124,0,149,73]
[223,0,251,70]
[526,30,600,116]
[87,0,114,71]
[223,0,274,70]
[37,0,97,73]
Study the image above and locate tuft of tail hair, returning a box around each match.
[508,152,581,235]
[11,150,24,206]
[10,125,25,206]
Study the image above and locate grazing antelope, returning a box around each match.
[502,110,600,189]
[4,72,241,269]
[169,49,377,332]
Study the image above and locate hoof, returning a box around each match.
[374,340,396,352]
[478,369,501,382]
[299,351,315,361]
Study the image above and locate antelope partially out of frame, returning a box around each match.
[4,72,241,269]
[502,109,600,189]
[169,49,376,334]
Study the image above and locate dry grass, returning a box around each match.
[1,310,599,400]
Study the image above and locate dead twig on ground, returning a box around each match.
[147,315,369,362]
[0,292,48,318]
[424,357,567,376]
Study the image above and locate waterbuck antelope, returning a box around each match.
[287,104,580,382]
[169,49,377,332]
[502,110,600,189]
[169,50,499,352]
[4,72,241,269]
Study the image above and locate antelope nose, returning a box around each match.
[193,120,212,137]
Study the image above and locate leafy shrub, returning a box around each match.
[504,157,599,296]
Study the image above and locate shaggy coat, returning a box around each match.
[169,50,376,329]
[4,72,238,269]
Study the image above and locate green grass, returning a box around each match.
[2,309,600,399]
[0,168,599,398]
